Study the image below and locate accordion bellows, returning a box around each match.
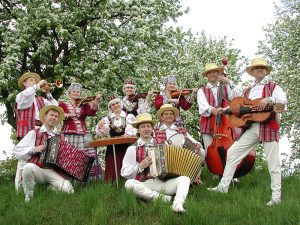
[42,136,94,183]
[147,145,204,182]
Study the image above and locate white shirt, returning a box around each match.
[14,125,60,161]
[16,85,58,120]
[156,123,199,145]
[95,110,137,137]
[121,137,154,179]
[197,81,241,117]
[247,78,287,104]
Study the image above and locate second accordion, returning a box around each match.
[147,145,204,182]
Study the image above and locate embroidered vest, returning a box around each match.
[135,145,150,182]
[244,82,279,142]
[154,127,187,144]
[16,96,44,138]
[200,85,229,134]
[29,128,49,168]
[122,98,138,116]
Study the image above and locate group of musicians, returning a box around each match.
[13,57,287,212]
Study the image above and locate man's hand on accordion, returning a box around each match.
[35,145,46,153]
[139,156,152,169]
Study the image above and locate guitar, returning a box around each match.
[225,97,285,128]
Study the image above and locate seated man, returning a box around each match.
[121,112,194,213]
[14,105,74,202]
[155,104,205,183]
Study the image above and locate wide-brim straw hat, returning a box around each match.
[201,63,222,76]
[245,58,272,76]
[39,105,65,124]
[131,113,157,129]
[18,72,41,89]
[156,104,179,118]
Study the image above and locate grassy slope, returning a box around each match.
[0,166,299,225]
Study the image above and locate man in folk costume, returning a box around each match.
[14,105,74,201]
[121,113,191,213]
[154,75,197,127]
[15,72,58,140]
[59,83,102,180]
[197,63,241,182]
[207,58,288,206]
[154,104,205,183]
[122,78,152,116]
[197,63,241,153]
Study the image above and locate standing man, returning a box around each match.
[207,58,287,206]
[14,105,74,201]
[15,72,58,140]
[197,63,241,153]
[121,113,191,213]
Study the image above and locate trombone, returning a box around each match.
[40,79,63,92]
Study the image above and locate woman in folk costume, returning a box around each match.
[15,72,58,141]
[122,78,152,116]
[59,83,102,180]
[96,95,136,182]
[207,58,288,206]
[154,75,197,127]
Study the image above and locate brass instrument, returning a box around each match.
[40,79,63,92]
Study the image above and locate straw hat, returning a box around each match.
[245,58,272,75]
[39,105,65,124]
[18,72,41,89]
[156,104,179,118]
[201,63,222,76]
[131,113,157,129]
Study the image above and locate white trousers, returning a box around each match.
[125,176,191,204]
[202,134,213,153]
[22,163,74,198]
[218,123,281,200]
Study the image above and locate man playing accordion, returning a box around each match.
[14,105,74,202]
[121,111,203,213]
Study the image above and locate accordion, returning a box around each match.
[147,145,204,182]
[30,136,94,183]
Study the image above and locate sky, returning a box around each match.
[0,0,291,160]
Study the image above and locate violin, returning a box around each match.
[75,96,97,106]
[170,89,195,98]
[126,91,160,102]
[206,59,256,178]
[225,97,285,128]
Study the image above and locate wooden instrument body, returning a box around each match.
[227,97,284,128]
[88,136,137,147]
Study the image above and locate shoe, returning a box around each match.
[171,202,186,213]
[160,194,172,203]
[232,178,240,183]
[25,195,33,202]
[207,186,228,193]
[266,199,281,206]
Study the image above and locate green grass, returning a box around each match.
[0,166,299,225]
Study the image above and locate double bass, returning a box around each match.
[206,60,256,178]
